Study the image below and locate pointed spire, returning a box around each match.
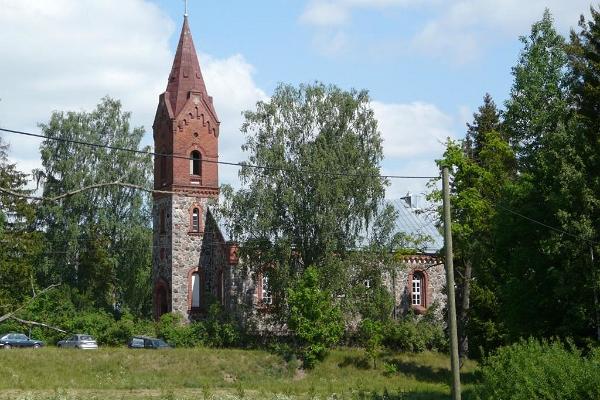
[165,16,208,117]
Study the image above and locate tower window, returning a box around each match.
[190,151,201,176]
[192,208,200,232]
[191,272,201,308]
[412,271,425,307]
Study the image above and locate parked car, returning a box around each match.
[57,334,98,349]
[128,336,171,349]
[0,333,44,349]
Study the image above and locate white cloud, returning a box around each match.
[0,0,267,191]
[373,101,454,158]
[412,0,592,63]
[300,0,427,27]
[371,100,456,199]
[300,0,593,63]
[201,54,268,188]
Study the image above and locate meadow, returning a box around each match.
[0,347,478,399]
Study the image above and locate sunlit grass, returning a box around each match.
[0,347,478,399]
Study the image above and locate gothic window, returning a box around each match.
[363,279,371,289]
[190,150,201,176]
[192,208,200,232]
[191,272,201,308]
[261,274,273,305]
[412,271,425,307]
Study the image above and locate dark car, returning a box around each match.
[128,336,171,349]
[0,333,44,349]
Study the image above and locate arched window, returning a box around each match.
[261,274,273,305]
[412,271,425,307]
[190,151,201,176]
[192,208,200,232]
[191,272,201,308]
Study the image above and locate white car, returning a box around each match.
[57,334,98,349]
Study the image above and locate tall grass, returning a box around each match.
[0,347,477,399]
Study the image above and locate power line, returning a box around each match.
[0,127,438,180]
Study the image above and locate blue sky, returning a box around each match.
[0,0,592,198]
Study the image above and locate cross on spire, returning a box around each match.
[184,0,188,17]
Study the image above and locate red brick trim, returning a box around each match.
[408,268,429,315]
[187,266,204,311]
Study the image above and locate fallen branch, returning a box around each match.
[8,316,67,333]
[0,283,61,323]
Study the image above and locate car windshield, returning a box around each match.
[152,339,169,347]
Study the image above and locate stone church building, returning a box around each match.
[152,15,447,325]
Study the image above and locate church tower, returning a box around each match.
[152,15,221,320]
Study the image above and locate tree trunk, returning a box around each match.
[458,260,472,366]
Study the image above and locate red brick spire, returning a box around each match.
[166,16,209,117]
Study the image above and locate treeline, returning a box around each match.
[0,97,154,329]
[440,8,600,360]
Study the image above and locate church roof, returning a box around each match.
[165,16,217,119]
[391,196,444,254]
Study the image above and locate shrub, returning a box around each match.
[358,319,384,368]
[156,312,198,347]
[476,338,600,400]
[287,266,344,368]
[382,318,447,353]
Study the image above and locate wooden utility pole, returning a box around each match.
[442,166,461,400]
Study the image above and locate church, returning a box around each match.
[151,14,447,326]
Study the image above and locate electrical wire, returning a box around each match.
[0,127,438,180]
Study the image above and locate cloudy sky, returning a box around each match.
[0,0,592,198]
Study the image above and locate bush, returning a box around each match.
[382,318,447,353]
[156,313,198,347]
[287,266,344,368]
[476,338,600,400]
[359,319,384,368]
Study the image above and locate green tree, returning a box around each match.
[496,9,596,341]
[566,5,600,340]
[433,94,515,360]
[504,8,569,166]
[220,82,389,319]
[0,137,42,312]
[37,97,152,316]
[287,266,344,368]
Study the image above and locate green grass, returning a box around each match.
[0,347,478,399]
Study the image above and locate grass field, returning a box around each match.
[0,347,478,399]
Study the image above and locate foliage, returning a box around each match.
[381,317,447,353]
[36,97,152,317]
[0,137,41,312]
[358,319,384,369]
[287,266,344,368]
[476,339,600,400]
[219,82,390,324]
[156,306,241,349]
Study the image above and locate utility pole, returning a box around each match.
[442,166,461,400]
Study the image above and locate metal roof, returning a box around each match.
[391,196,444,254]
